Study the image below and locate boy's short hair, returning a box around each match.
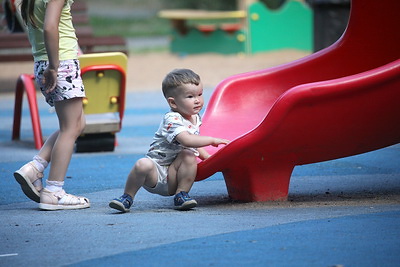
[162,69,201,98]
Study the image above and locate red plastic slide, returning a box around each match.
[196,0,400,201]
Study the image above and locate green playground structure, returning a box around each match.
[159,0,313,55]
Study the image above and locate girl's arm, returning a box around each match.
[42,0,64,93]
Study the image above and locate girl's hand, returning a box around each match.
[42,67,58,93]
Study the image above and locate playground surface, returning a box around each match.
[0,51,400,266]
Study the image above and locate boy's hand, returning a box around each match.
[211,138,230,147]
[199,138,230,161]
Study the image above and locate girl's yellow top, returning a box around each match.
[27,0,78,62]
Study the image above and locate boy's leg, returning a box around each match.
[167,149,197,195]
[109,158,158,212]
[124,158,159,198]
[168,150,198,210]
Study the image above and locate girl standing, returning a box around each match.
[14,0,89,210]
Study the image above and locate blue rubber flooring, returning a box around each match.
[0,90,399,266]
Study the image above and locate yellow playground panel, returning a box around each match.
[76,52,128,152]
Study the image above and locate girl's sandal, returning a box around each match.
[39,189,90,211]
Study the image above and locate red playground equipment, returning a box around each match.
[196,0,400,201]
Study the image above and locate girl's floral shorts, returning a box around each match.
[34,59,85,107]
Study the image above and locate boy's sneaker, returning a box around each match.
[13,162,43,203]
[39,189,90,211]
[174,191,197,210]
[109,194,133,212]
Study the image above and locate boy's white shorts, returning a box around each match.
[143,158,170,196]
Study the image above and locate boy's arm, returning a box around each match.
[175,131,229,149]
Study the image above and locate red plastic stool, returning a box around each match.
[12,74,43,149]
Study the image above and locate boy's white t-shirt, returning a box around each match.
[146,111,201,166]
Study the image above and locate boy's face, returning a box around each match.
[168,82,204,120]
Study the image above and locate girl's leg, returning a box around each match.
[13,126,60,203]
[47,97,85,183]
[36,130,59,163]
[167,149,197,195]
[38,97,90,210]
[13,98,85,204]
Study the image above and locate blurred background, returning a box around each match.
[85,0,287,53]
[0,0,349,92]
